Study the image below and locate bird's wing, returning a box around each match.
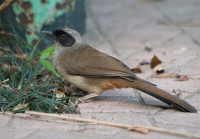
[59,46,136,81]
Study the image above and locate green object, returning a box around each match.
[0,0,85,48]
[40,46,61,78]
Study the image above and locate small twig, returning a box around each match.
[160,88,193,93]
[25,111,200,138]
[26,111,148,134]
[1,84,19,95]
[0,0,18,14]
[0,79,9,84]
[1,112,96,125]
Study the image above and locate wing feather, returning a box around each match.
[60,46,136,80]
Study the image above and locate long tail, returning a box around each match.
[134,78,197,113]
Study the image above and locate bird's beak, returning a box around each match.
[42,31,57,40]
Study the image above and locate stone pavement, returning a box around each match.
[1,0,200,138]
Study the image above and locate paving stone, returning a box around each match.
[186,57,200,68]
[119,130,184,139]
[174,65,200,79]
[80,124,122,136]
[155,0,200,21]
[114,21,181,52]
[181,26,200,46]
[146,105,177,116]
[78,96,144,113]
[115,46,141,60]
[154,34,200,54]
[147,77,200,92]
[11,117,80,130]
[155,113,200,128]
[0,114,11,127]
[88,0,139,16]
[157,123,200,136]
[101,88,135,97]
[186,94,200,111]
[25,129,114,139]
[125,49,198,68]
[80,113,151,126]
[0,129,36,139]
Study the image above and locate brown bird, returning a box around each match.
[42,28,197,113]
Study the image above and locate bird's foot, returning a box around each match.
[70,99,81,112]
[69,98,93,112]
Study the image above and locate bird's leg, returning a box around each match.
[76,93,99,105]
[70,93,100,111]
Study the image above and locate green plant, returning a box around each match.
[40,46,61,78]
[0,32,71,113]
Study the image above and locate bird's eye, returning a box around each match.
[61,34,66,38]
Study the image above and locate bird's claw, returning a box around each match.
[70,99,81,112]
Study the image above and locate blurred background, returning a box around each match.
[0,0,200,47]
[1,0,200,51]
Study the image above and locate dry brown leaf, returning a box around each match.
[150,55,162,68]
[153,73,176,79]
[131,65,142,73]
[175,75,188,81]
[13,103,29,111]
[153,64,165,74]
[3,54,28,59]
[128,127,148,134]
[14,54,28,59]
[63,86,69,94]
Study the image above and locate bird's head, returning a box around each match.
[42,28,85,48]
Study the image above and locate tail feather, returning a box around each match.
[134,79,197,113]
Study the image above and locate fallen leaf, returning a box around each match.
[153,64,165,74]
[3,54,28,59]
[140,61,150,65]
[153,73,176,79]
[131,65,142,73]
[175,75,188,81]
[14,54,28,59]
[13,103,29,111]
[150,55,162,68]
[172,89,176,93]
[63,86,69,94]
[55,89,66,99]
